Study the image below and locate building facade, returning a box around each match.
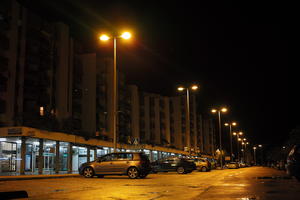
[0,0,217,175]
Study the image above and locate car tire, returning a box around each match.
[97,175,104,178]
[83,167,94,178]
[127,167,139,179]
[177,166,185,174]
[201,167,208,172]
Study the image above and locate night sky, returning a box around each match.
[20,0,293,146]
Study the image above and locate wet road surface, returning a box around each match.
[0,167,299,200]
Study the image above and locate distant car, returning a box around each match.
[287,145,300,181]
[151,157,196,174]
[239,162,246,168]
[190,158,211,172]
[79,152,152,179]
[225,162,239,169]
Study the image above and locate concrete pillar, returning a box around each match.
[20,137,26,175]
[94,148,97,160]
[67,143,72,173]
[87,147,90,163]
[149,150,153,162]
[55,141,60,174]
[38,139,44,174]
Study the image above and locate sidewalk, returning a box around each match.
[0,173,80,181]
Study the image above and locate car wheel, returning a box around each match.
[177,166,185,174]
[201,167,208,172]
[127,167,139,179]
[83,167,94,178]
[97,175,104,178]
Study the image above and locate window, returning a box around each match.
[116,153,133,161]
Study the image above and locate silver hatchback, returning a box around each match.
[79,152,151,179]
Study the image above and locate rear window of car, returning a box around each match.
[139,153,150,161]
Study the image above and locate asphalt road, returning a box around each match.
[0,167,300,200]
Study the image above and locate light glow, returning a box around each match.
[191,85,198,90]
[232,122,237,126]
[211,109,217,113]
[224,123,229,126]
[221,107,228,113]
[99,34,110,41]
[177,87,185,91]
[121,32,131,39]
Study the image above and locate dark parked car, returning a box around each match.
[287,145,300,181]
[79,152,152,179]
[151,156,196,174]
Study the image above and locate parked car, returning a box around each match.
[239,162,246,168]
[287,145,300,181]
[151,156,196,174]
[79,152,152,179]
[190,158,211,172]
[225,162,239,169]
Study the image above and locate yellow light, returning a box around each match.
[121,32,131,39]
[232,122,237,126]
[246,142,249,145]
[99,34,110,41]
[243,138,247,141]
[239,131,243,135]
[211,109,217,113]
[258,144,262,148]
[221,107,227,113]
[191,85,198,90]
[224,123,229,126]
[233,132,237,136]
[238,138,242,141]
[39,106,44,116]
[253,147,257,150]
[177,87,185,91]
[242,142,245,145]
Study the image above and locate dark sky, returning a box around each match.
[20,0,293,146]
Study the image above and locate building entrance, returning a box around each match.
[0,142,17,172]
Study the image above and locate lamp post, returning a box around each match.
[211,107,228,169]
[253,146,257,165]
[233,131,243,162]
[178,85,199,155]
[224,122,237,161]
[99,32,132,152]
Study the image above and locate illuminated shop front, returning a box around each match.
[0,127,188,175]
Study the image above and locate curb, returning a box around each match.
[0,174,80,181]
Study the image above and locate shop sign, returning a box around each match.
[7,128,22,135]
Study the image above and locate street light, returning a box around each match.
[99,31,132,152]
[211,107,228,169]
[233,131,243,162]
[224,121,237,161]
[177,84,199,155]
[253,146,257,165]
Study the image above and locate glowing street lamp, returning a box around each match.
[177,84,199,154]
[211,107,228,169]
[99,31,132,152]
[224,121,237,161]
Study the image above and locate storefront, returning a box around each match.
[0,127,188,175]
